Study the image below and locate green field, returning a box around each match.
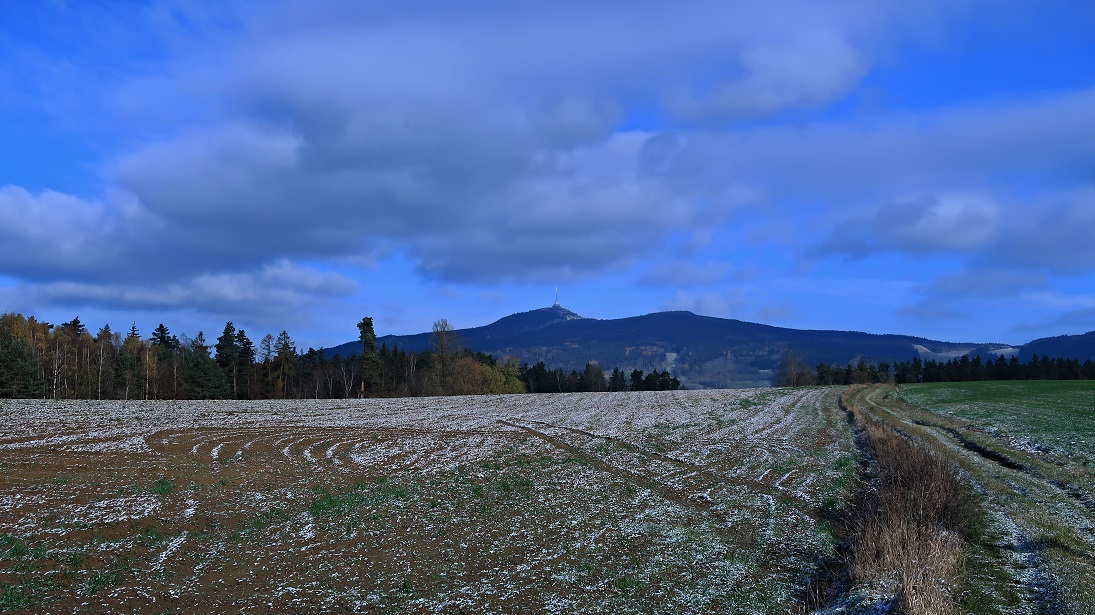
[898,380,1095,465]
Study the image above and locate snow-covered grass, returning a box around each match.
[0,389,856,613]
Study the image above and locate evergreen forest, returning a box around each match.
[774,351,1095,387]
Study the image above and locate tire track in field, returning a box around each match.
[514,388,829,495]
[850,385,1092,614]
[911,420,1095,519]
[515,418,701,468]
[510,416,809,502]
[498,419,800,511]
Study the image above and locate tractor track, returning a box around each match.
[850,385,1094,615]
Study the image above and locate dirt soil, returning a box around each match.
[1,389,855,614]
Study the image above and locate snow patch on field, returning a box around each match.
[63,494,161,525]
[0,389,858,613]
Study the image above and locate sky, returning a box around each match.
[3,1,1095,350]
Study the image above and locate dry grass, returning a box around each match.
[852,513,967,613]
[844,392,975,614]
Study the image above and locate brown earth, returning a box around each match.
[0,390,854,613]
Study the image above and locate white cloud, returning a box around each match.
[872,195,998,253]
[95,0,1069,290]
[1,260,355,323]
[0,185,132,281]
[1017,307,1095,333]
[669,30,870,120]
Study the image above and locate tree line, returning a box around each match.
[0,312,678,400]
[521,361,680,393]
[775,348,1095,387]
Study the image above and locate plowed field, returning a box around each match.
[1,389,855,613]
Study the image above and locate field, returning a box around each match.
[848,383,1095,614]
[0,389,857,613]
[898,380,1095,466]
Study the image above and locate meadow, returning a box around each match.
[897,380,1095,466]
[0,389,857,613]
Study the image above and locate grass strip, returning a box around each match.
[843,389,976,614]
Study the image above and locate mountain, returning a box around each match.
[325,304,1016,388]
[1019,330,1095,362]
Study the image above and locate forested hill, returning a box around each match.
[1020,330,1095,362]
[325,305,1015,388]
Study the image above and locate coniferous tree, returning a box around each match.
[115,332,145,400]
[608,367,627,391]
[301,348,327,399]
[0,329,45,398]
[61,316,87,336]
[522,361,550,392]
[215,322,240,397]
[357,317,380,397]
[148,323,181,398]
[273,330,296,398]
[184,332,230,400]
[258,333,276,397]
[236,329,255,399]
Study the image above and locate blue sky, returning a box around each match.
[3,1,1095,350]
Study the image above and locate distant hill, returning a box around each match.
[325,304,1016,388]
[1019,330,1095,362]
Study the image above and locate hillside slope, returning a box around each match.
[325,305,1011,388]
[1019,330,1095,362]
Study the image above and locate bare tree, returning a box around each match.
[774,349,815,387]
[430,319,463,394]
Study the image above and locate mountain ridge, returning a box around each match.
[322,305,1085,388]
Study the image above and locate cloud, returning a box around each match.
[1014,307,1095,334]
[896,300,964,322]
[0,260,356,329]
[925,269,1046,298]
[637,260,750,287]
[871,196,998,253]
[663,290,747,318]
[984,188,1095,273]
[895,268,1047,325]
[669,29,870,120]
[814,184,1095,281]
[68,2,1016,290]
[810,194,1001,259]
[6,0,1094,345]
[531,96,624,150]
[0,185,133,281]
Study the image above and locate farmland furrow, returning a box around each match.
[0,390,855,613]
